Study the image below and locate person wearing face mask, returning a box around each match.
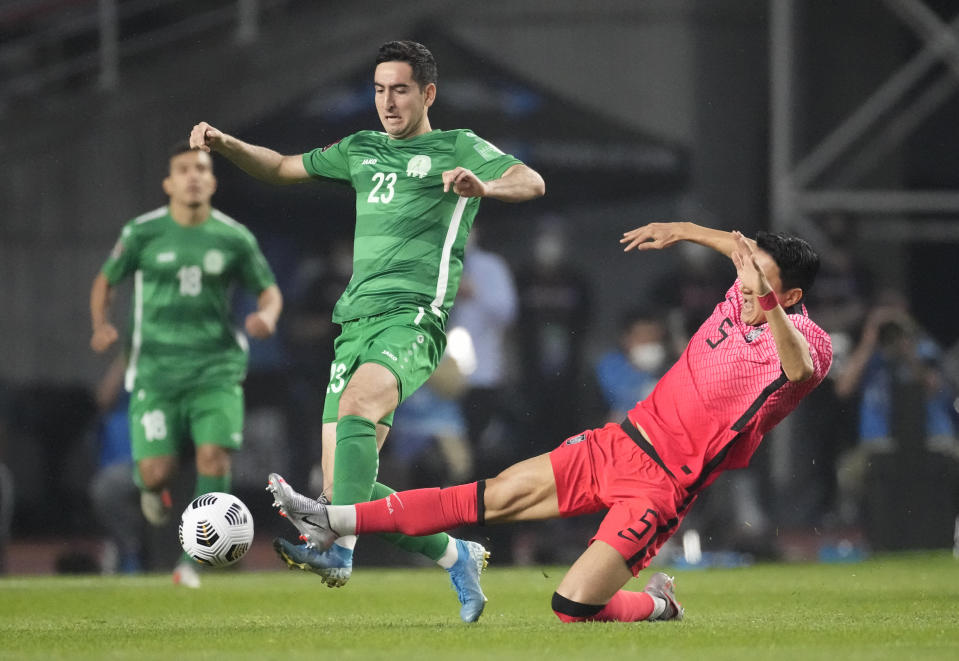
[595,309,670,423]
[832,297,959,545]
[267,223,831,623]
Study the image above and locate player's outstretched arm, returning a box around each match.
[89,272,119,353]
[621,221,753,257]
[245,284,283,339]
[442,164,545,201]
[189,122,310,185]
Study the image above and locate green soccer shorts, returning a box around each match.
[128,383,244,461]
[323,305,447,426]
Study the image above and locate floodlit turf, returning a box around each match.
[1,551,957,660]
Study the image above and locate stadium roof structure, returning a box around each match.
[217,27,689,231]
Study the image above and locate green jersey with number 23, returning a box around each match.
[303,128,522,323]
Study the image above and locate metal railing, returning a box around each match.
[0,0,289,110]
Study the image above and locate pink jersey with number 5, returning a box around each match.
[628,280,832,494]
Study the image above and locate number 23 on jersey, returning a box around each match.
[367,172,396,204]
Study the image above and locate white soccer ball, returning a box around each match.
[178,492,254,567]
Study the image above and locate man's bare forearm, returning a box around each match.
[765,305,815,382]
[483,164,545,202]
[257,285,284,328]
[90,272,113,331]
[678,223,756,258]
[214,135,306,185]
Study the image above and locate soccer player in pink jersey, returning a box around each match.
[268,221,833,623]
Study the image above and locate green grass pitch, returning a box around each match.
[1,551,957,660]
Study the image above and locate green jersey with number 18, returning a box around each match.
[100,207,277,394]
[303,128,522,323]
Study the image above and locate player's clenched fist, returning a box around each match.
[442,167,487,198]
[244,310,276,339]
[90,322,119,353]
[189,122,223,152]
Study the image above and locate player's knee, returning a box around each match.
[195,444,231,476]
[138,458,174,490]
[337,364,398,420]
[338,393,388,422]
[551,592,603,623]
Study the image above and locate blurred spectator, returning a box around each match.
[448,228,518,476]
[88,354,144,574]
[386,352,472,488]
[515,216,594,453]
[594,307,670,423]
[285,236,354,493]
[833,293,959,529]
[776,221,872,530]
[649,239,729,358]
[802,215,873,348]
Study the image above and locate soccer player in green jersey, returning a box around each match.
[190,40,544,621]
[89,142,283,588]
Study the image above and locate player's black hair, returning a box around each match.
[375,40,437,89]
[756,231,820,301]
[168,140,195,159]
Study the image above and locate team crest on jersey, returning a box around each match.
[564,433,587,446]
[406,155,431,178]
[203,249,225,274]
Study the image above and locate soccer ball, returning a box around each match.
[178,492,254,567]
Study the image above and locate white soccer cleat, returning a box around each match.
[172,560,201,589]
[140,488,172,526]
[643,572,684,621]
[265,473,338,550]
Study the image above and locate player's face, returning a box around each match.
[739,249,785,326]
[374,61,435,139]
[164,150,216,208]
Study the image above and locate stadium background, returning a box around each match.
[1,0,958,573]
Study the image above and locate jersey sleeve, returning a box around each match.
[791,314,833,381]
[100,222,141,284]
[236,230,277,294]
[302,134,355,184]
[454,130,523,181]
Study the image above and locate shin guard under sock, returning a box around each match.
[355,483,479,538]
[368,482,451,562]
[332,415,378,505]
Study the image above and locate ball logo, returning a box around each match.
[203,249,225,274]
[406,155,431,179]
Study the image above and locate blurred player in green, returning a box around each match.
[89,142,283,588]
[190,40,544,621]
